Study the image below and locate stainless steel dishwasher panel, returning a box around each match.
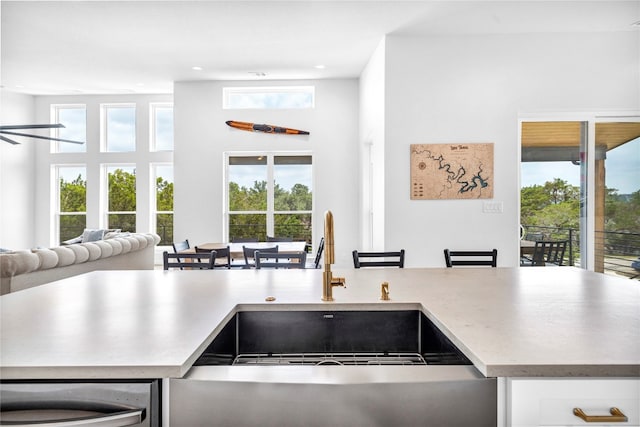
[0,380,160,427]
[169,365,497,427]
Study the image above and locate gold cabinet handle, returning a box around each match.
[573,407,628,422]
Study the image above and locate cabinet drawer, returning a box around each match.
[509,378,639,427]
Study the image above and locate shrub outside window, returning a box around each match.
[106,165,136,232]
[154,164,174,245]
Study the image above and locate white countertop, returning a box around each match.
[0,267,638,379]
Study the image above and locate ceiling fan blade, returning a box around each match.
[0,123,65,131]
[0,130,84,144]
[0,135,21,145]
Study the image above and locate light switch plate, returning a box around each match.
[483,201,503,213]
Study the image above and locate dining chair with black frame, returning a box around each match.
[172,239,190,253]
[352,249,405,268]
[255,251,307,269]
[195,245,231,269]
[521,240,567,267]
[163,250,217,270]
[311,237,325,269]
[170,239,191,269]
[444,249,498,267]
[242,245,279,268]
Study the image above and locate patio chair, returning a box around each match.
[521,241,567,266]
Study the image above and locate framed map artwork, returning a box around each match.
[410,143,494,200]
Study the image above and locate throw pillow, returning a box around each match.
[61,235,84,245]
[81,228,105,243]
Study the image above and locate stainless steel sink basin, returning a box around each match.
[194,309,471,366]
[172,309,497,426]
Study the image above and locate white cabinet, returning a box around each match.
[506,378,639,427]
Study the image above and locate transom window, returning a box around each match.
[150,103,174,151]
[223,86,315,109]
[102,104,136,152]
[51,105,86,153]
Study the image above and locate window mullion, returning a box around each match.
[266,154,275,236]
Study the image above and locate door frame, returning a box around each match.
[518,110,640,272]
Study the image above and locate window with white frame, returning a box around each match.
[223,86,315,109]
[46,100,172,247]
[51,105,86,153]
[105,165,136,232]
[153,164,174,245]
[102,104,136,152]
[150,103,174,151]
[226,153,312,243]
[56,165,87,243]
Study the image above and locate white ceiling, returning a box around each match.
[1,0,638,95]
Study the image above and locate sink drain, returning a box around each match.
[315,359,343,366]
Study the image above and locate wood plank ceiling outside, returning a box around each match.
[522,121,640,151]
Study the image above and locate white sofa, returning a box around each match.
[0,233,160,295]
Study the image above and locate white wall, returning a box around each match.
[359,38,386,251]
[4,31,637,266]
[173,79,359,267]
[0,91,36,249]
[383,31,640,267]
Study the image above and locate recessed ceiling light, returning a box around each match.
[314,65,326,69]
[192,66,203,71]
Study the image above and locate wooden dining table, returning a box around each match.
[186,241,308,260]
[520,240,537,257]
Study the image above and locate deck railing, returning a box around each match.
[522,224,640,280]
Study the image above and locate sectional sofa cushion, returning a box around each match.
[1,233,160,279]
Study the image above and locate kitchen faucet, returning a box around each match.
[322,210,345,301]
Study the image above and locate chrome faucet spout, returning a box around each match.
[322,210,345,301]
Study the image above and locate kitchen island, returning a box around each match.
[1,267,638,425]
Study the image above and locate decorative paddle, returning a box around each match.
[226,120,309,135]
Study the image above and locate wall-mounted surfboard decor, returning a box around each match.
[226,120,309,135]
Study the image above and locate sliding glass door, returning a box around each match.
[520,116,640,279]
[594,118,640,278]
